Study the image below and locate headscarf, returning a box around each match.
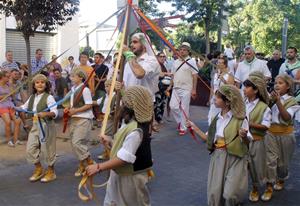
[218,84,246,119]
[32,74,48,83]
[247,71,270,104]
[131,32,155,57]
[122,86,153,123]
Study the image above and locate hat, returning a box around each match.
[71,67,87,79]
[218,85,246,119]
[180,42,191,50]
[122,86,153,123]
[275,74,294,96]
[32,74,48,83]
[248,71,265,79]
[247,72,270,104]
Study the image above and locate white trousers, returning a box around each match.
[170,88,191,131]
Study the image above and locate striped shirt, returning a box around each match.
[1,61,19,71]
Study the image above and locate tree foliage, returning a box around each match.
[225,0,300,55]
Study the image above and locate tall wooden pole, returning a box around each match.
[112,2,132,134]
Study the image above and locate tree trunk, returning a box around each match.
[24,35,32,94]
[205,24,210,54]
[217,6,223,51]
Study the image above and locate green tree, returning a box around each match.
[0,0,79,77]
[165,0,228,54]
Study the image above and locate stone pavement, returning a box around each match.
[0,106,300,206]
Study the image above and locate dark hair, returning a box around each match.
[53,68,61,73]
[94,52,104,58]
[68,56,74,60]
[11,68,19,73]
[213,51,221,59]
[80,52,89,58]
[218,56,228,67]
[32,80,51,94]
[288,46,298,53]
[157,51,165,57]
[215,90,229,103]
[243,79,264,101]
[35,49,42,54]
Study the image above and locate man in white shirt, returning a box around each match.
[169,42,198,135]
[224,44,235,60]
[122,33,160,101]
[235,46,271,88]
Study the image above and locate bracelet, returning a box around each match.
[123,51,136,61]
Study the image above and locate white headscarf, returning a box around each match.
[131,32,155,57]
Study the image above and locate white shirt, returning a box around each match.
[279,60,300,78]
[235,58,271,83]
[271,94,300,124]
[116,123,143,163]
[213,72,231,93]
[245,98,271,128]
[172,57,198,91]
[21,93,58,118]
[227,59,237,74]
[123,53,160,101]
[70,83,94,119]
[214,110,252,142]
[97,92,115,113]
[224,48,234,59]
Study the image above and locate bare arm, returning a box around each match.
[128,59,145,79]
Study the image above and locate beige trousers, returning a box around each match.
[26,120,56,166]
[264,132,296,183]
[207,149,248,206]
[69,118,92,161]
[248,140,267,187]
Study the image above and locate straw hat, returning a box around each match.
[122,86,153,123]
[218,84,246,119]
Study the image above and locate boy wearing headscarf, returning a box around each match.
[243,71,271,202]
[87,86,154,206]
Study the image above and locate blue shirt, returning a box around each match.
[31,58,48,74]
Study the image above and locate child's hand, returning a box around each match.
[239,128,248,139]
[99,134,112,149]
[186,120,195,129]
[86,164,101,176]
[270,91,280,103]
[68,108,77,116]
[64,108,69,113]
[114,81,123,91]
[37,112,47,118]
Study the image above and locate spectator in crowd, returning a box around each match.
[104,55,113,77]
[208,56,234,125]
[92,53,109,124]
[224,44,235,60]
[63,56,77,86]
[279,47,300,78]
[122,32,160,101]
[79,52,95,95]
[154,52,172,124]
[170,42,198,135]
[1,51,19,71]
[31,49,48,74]
[267,49,285,83]
[53,68,68,101]
[50,55,62,71]
[9,69,29,131]
[0,71,21,147]
[235,45,271,88]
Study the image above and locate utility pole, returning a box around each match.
[282,18,288,58]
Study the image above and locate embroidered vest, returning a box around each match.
[28,93,52,121]
[207,115,248,158]
[249,101,268,137]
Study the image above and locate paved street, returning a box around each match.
[0,106,300,206]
